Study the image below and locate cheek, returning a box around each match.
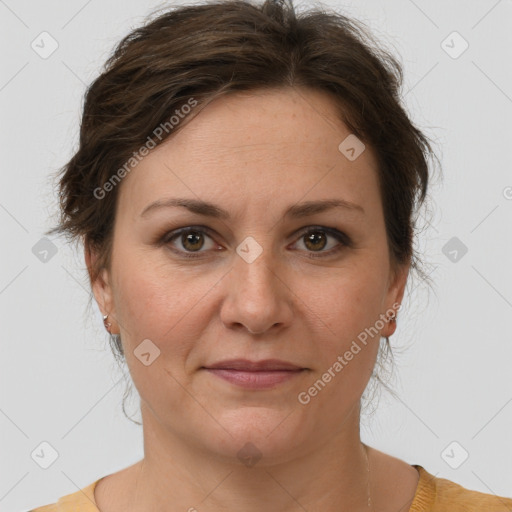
[294,275,383,415]
[295,267,385,352]
[112,249,222,352]
[111,255,219,413]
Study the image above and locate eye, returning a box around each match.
[163,227,219,258]
[291,227,349,258]
[160,225,350,259]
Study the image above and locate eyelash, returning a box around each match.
[159,225,351,260]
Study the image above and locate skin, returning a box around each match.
[87,86,420,512]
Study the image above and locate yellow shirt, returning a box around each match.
[29,465,512,511]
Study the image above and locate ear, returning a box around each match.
[381,262,409,338]
[84,243,119,334]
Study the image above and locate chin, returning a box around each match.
[198,407,312,466]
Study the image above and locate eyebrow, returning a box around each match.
[140,197,365,219]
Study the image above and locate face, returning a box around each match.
[88,87,408,464]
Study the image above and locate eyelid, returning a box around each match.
[160,224,350,258]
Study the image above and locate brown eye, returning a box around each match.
[293,227,350,258]
[161,225,349,260]
[163,227,218,258]
[303,231,328,251]
[181,231,205,251]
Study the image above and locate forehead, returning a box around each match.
[117,87,381,221]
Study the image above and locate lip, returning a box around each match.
[202,359,307,389]
[203,368,305,389]
[203,358,305,371]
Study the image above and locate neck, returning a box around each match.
[125,401,373,512]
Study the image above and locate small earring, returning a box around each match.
[388,314,396,323]
[103,314,112,333]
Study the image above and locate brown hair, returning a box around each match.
[47,0,439,420]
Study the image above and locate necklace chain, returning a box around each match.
[364,443,373,510]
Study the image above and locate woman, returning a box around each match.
[31,0,512,510]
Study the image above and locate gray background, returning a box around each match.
[1,0,511,510]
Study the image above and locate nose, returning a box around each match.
[219,246,293,336]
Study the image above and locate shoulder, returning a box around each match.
[411,465,512,511]
[28,478,102,512]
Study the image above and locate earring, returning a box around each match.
[103,314,112,333]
